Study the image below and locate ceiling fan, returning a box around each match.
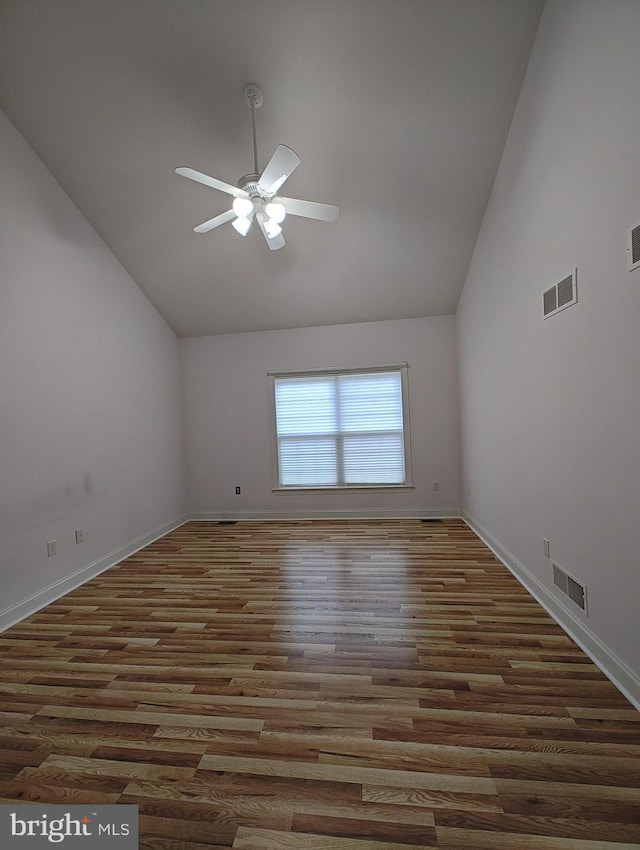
[176,84,338,250]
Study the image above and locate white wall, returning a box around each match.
[457,0,640,705]
[181,316,460,519]
[0,109,188,628]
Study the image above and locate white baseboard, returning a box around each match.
[463,511,640,711]
[0,514,189,634]
[189,508,462,521]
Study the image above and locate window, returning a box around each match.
[269,365,412,489]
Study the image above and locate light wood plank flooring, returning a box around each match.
[1,519,639,849]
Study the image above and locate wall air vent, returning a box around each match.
[628,222,640,271]
[543,287,557,316]
[543,269,578,318]
[552,562,587,613]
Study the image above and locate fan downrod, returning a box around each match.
[243,84,263,175]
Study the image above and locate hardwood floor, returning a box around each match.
[1,518,639,849]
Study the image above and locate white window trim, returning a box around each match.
[267,363,413,492]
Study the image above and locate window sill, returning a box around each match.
[273,485,415,494]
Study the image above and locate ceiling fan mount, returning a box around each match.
[176,83,338,250]
[243,83,263,110]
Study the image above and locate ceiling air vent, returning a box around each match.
[552,562,587,613]
[543,269,577,319]
[627,222,640,271]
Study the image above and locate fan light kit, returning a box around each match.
[176,84,339,250]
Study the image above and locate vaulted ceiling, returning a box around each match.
[0,0,543,337]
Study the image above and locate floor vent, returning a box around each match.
[543,269,578,318]
[552,562,587,613]
[420,518,443,523]
[218,520,238,525]
[628,222,640,271]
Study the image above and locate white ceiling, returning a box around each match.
[0,0,543,337]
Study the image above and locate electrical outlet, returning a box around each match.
[47,540,56,557]
[465,486,471,497]
[75,529,84,544]
[543,539,550,558]
[235,486,241,495]
[432,482,440,491]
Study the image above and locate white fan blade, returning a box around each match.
[193,208,236,233]
[257,213,285,250]
[257,145,300,195]
[176,167,245,198]
[279,196,339,222]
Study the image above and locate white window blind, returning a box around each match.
[271,366,411,489]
